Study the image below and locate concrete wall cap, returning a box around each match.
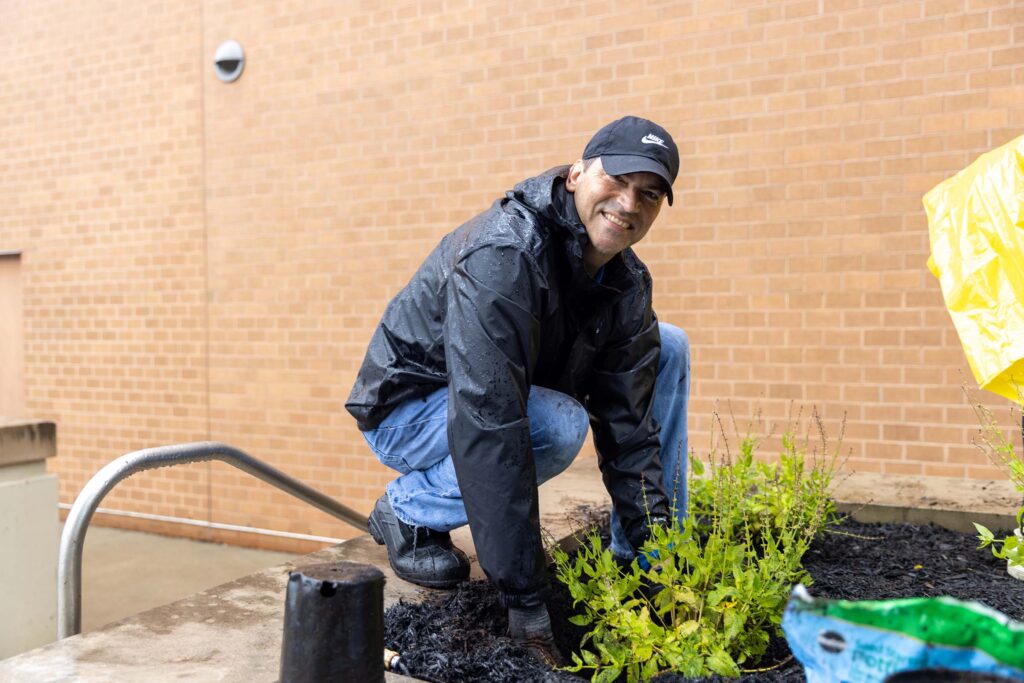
[0,420,57,466]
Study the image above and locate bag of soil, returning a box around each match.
[781,585,1024,682]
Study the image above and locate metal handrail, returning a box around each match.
[57,441,368,639]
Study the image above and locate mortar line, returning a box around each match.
[199,0,213,531]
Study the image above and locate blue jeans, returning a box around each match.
[362,322,690,559]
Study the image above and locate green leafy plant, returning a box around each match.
[967,386,1024,569]
[552,407,843,682]
[689,407,840,541]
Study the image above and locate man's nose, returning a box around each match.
[618,186,639,213]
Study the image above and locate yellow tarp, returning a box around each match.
[925,135,1024,405]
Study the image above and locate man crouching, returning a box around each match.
[346,116,691,665]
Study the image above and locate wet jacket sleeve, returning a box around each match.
[444,242,549,606]
[587,308,670,551]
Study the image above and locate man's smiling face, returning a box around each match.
[565,157,666,274]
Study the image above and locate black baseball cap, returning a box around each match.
[582,116,679,205]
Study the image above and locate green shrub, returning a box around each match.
[552,408,842,682]
[967,386,1024,568]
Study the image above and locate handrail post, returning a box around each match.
[57,441,368,639]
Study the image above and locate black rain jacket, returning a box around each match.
[346,166,670,606]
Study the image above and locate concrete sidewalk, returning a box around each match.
[71,524,298,633]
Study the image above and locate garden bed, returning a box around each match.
[384,515,1024,682]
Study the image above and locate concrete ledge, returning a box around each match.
[833,471,1021,534]
[0,420,56,467]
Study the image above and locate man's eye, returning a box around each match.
[609,175,626,185]
[643,191,662,202]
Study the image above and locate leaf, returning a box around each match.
[570,614,593,626]
[706,585,733,608]
[603,638,629,665]
[723,605,747,639]
[641,658,661,680]
[690,454,705,477]
[676,620,700,637]
[594,666,621,683]
[706,649,741,677]
[672,586,698,609]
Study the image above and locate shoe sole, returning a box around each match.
[367,511,387,546]
[367,509,468,590]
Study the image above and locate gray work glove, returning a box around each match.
[508,604,566,669]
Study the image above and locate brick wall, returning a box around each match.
[0,0,214,540]
[2,0,1021,552]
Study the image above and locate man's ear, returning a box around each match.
[565,159,585,192]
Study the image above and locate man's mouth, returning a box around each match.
[602,212,631,230]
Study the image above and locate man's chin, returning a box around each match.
[594,236,629,256]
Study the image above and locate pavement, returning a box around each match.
[72,524,298,633]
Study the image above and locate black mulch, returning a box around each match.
[384,517,1024,682]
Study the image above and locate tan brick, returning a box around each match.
[885,462,923,476]
[923,464,966,478]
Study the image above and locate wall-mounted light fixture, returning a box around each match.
[213,40,245,83]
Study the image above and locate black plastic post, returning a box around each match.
[279,561,386,683]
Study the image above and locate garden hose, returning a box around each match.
[383,648,407,674]
[384,648,448,683]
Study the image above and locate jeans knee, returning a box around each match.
[658,322,690,376]
[549,397,588,465]
[531,390,588,481]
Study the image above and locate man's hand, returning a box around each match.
[616,515,673,599]
[629,514,672,571]
[508,604,566,668]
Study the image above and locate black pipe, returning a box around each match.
[279,561,385,683]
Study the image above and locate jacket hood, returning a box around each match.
[507,166,582,233]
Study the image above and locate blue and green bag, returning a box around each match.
[782,585,1024,682]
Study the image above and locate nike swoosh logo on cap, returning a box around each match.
[641,133,668,148]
